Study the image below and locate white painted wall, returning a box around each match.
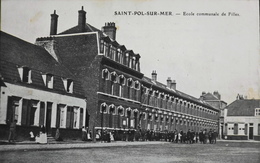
[225,116,260,136]
[0,83,87,129]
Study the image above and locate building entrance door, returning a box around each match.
[221,126,224,139]
[249,127,253,139]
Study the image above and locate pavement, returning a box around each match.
[0,139,259,152]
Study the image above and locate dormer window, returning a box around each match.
[42,74,53,89]
[255,108,260,116]
[63,78,73,93]
[18,67,32,83]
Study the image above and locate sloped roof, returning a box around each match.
[0,31,85,96]
[201,93,219,101]
[226,99,260,116]
[0,31,73,78]
[58,23,103,36]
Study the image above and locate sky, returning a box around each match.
[1,0,259,104]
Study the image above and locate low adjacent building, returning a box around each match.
[0,31,88,141]
[224,97,260,140]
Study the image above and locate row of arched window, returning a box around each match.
[141,86,218,120]
[99,103,218,126]
[102,69,141,90]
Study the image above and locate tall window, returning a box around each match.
[73,107,79,128]
[119,75,125,97]
[127,79,133,99]
[100,39,104,53]
[29,102,39,126]
[111,72,117,95]
[66,106,74,129]
[59,106,65,128]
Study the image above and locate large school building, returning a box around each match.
[0,7,219,141]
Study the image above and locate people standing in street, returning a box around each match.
[82,126,87,141]
[8,119,17,143]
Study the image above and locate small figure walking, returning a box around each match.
[8,119,17,143]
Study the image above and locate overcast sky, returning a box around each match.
[1,0,259,104]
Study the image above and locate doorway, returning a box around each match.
[249,127,253,139]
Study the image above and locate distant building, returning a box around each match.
[224,98,260,140]
[200,91,227,138]
[0,31,88,140]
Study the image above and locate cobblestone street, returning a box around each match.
[1,141,259,163]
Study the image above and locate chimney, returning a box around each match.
[171,80,176,90]
[200,91,206,100]
[78,6,86,32]
[102,22,117,40]
[213,91,221,100]
[167,77,171,88]
[151,70,157,82]
[50,10,58,35]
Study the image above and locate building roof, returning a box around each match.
[201,93,219,101]
[226,99,260,116]
[0,31,85,97]
[0,31,73,78]
[58,23,103,36]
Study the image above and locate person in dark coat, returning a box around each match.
[8,120,17,143]
[203,129,207,144]
[199,130,203,143]
[208,129,213,144]
[213,129,218,144]
[187,129,191,144]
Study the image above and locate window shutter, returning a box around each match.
[39,102,45,126]
[79,108,83,128]
[21,99,29,126]
[70,107,74,128]
[6,97,14,125]
[56,104,61,128]
[66,107,71,128]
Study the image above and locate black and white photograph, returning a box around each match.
[0,0,259,162]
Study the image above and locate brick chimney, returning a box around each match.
[50,10,58,35]
[78,6,86,32]
[171,80,176,90]
[213,91,221,100]
[167,77,171,88]
[151,70,157,82]
[102,22,117,40]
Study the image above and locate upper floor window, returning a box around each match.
[42,74,53,89]
[255,108,260,116]
[100,39,104,53]
[102,69,110,80]
[111,72,118,83]
[18,67,32,83]
[62,78,73,93]
[134,81,140,90]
